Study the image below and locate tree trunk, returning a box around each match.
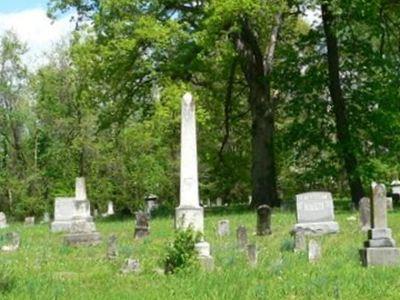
[321,3,365,206]
[232,14,282,208]
[249,82,279,207]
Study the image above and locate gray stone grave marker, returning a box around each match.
[237,225,248,250]
[360,184,400,266]
[257,205,272,236]
[293,191,339,235]
[359,197,371,232]
[217,220,230,237]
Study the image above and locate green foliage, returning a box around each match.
[0,269,15,295]
[164,228,202,274]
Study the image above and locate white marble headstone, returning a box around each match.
[296,192,335,223]
[294,191,339,235]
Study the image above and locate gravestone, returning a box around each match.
[63,219,101,247]
[107,235,118,260]
[216,198,223,207]
[134,212,150,239]
[257,205,272,235]
[308,239,321,263]
[359,197,371,232]
[1,232,20,252]
[293,192,339,235]
[107,201,115,216]
[360,184,400,266]
[237,225,248,250]
[0,212,8,229]
[247,244,257,267]
[175,93,212,263]
[293,230,307,252]
[24,217,35,226]
[217,220,230,237]
[121,259,141,274]
[51,177,95,232]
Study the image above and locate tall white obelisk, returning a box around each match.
[176,93,212,268]
[176,92,204,232]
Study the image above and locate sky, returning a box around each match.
[0,0,74,70]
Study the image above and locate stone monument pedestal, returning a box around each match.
[293,221,339,235]
[360,184,400,267]
[175,206,204,233]
[64,219,101,247]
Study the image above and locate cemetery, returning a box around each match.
[1,1,400,299]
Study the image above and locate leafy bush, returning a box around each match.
[163,228,201,274]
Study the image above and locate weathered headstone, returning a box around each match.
[237,225,248,250]
[107,234,118,260]
[257,205,272,235]
[63,219,101,247]
[24,217,35,226]
[359,197,371,232]
[247,244,257,266]
[0,212,8,229]
[175,93,212,262]
[121,259,141,274]
[308,239,321,263]
[134,212,150,239]
[360,184,400,266]
[216,198,223,207]
[293,192,339,235]
[293,230,307,252]
[1,232,20,252]
[217,220,230,237]
[51,177,95,232]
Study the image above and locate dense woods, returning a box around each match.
[1,0,400,218]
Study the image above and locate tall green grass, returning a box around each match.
[1,210,400,299]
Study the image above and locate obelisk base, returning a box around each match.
[175,206,204,232]
[360,248,400,266]
[195,241,214,271]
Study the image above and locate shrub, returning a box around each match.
[163,228,201,274]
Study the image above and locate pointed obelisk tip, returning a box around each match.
[183,92,193,105]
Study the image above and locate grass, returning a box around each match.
[1,209,400,299]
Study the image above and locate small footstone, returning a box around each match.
[308,239,321,263]
[294,230,307,252]
[237,226,248,250]
[217,220,230,237]
[247,244,257,267]
[107,234,118,260]
[121,259,141,274]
